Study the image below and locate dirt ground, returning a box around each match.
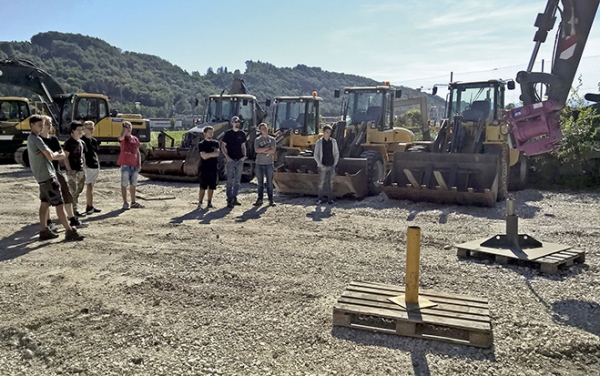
[0,164,599,376]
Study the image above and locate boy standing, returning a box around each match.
[63,121,87,217]
[39,116,86,230]
[221,116,247,208]
[313,124,339,205]
[117,121,144,209]
[253,123,276,206]
[197,126,220,209]
[82,120,101,214]
[27,115,84,241]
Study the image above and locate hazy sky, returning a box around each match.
[2,0,600,86]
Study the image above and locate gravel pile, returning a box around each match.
[0,164,598,375]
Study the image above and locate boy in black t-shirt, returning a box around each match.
[198,126,220,209]
[63,121,87,217]
[82,120,101,215]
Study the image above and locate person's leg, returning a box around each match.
[67,173,79,212]
[327,166,335,202]
[255,164,264,201]
[121,166,129,205]
[207,189,214,202]
[225,161,234,203]
[57,173,75,218]
[65,203,75,218]
[39,201,50,231]
[55,204,73,231]
[86,183,93,209]
[130,167,143,208]
[121,187,128,204]
[317,166,326,202]
[232,160,243,200]
[266,164,274,202]
[199,188,206,204]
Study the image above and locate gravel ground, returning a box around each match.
[0,164,599,376]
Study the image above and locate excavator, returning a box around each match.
[0,58,150,166]
[273,83,415,198]
[381,0,598,206]
[0,96,33,162]
[139,78,267,182]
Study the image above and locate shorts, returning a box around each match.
[56,172,73,204]
[200,171,218,190]
[85,167,100,184]
[39,177,65,206]
[121,165,139,187]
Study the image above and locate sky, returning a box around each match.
[2,0,600,89]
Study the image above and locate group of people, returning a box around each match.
[196,116,340,209]
[27,115,144,241]
[27,114,340,241]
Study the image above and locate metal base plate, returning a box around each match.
[456,235,571,260]
[388,295,438,311]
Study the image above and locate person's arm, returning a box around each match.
[137,149,141,170]
[241,143,247,161]
[266,139,276,155]
[63,141,73,173]
[221,141,232,162]
[118,126,128,141]
[314,140,323,168]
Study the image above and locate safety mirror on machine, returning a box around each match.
[507,80,516,90]
[265,99,271,107]
[334,89,340,98]
[395,89,402,98]
[432,87,438,95]
[243,99,248,106]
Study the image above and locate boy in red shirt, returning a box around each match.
[117,121,144,210]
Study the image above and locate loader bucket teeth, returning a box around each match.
[380,152,500,207]
[273,156,370,198]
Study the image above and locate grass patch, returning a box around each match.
[149,130,187,147]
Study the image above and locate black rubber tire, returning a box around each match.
[508,153,528,191]
[14,146,29,167]
[360,150,385,195]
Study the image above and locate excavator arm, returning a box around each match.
[0,58,65,126]
[507,0,600,155]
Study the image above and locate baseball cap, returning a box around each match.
[231,116,240,123]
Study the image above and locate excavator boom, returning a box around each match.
[508,0,600,155]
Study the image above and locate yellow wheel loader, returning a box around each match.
[140,79,268,182]
[271,93,322,167]
[273,83,415,198]
[0,97,34,164]
[380,79,525,206]
[0,58,150,167]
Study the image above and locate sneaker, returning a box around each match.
[74,211,87,217]
[197,202,203,210]
[47,222,59,234]
[70,218,88,228]
[131,202,144,209]
[268,200,276,207]
[253,199,263,206]
[65,229,85,241]
[39,229,59,241]
[328,200,336,205]
[86,206,101,215]
[122,203,130,210]
[206,202,214,208]
[232,199,242,206]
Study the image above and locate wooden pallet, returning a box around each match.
[333,281,492,348]
[457,247,585,274]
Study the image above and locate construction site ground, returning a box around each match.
[0,164,599,376]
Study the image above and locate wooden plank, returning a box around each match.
[349,281,489,305]
[333,302,490,332]
[339,291,490,317]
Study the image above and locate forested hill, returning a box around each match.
[0,31,442,117]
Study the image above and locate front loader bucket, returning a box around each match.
[140,147,200,183]
[273,156,370,198]
[380,152,500,207]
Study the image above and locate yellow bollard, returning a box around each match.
[388,226,436,311]
[405,226,421,303]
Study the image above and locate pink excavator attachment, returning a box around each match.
[506,100,562,156]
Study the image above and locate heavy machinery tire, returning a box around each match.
[360,150,385,195]
[508,153,528,191]
[241,170,255,183]
[14,146,30,167]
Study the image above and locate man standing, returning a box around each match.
[221,116,247,208]
[117,121,144,210]
[27,115,84,241]
[82,120,101,215]
[63,121,87,217]
[253,123,276,207]
[313,124,339,205]
[197,126,220,209]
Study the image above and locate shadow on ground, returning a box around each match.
[0,224,52,262]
